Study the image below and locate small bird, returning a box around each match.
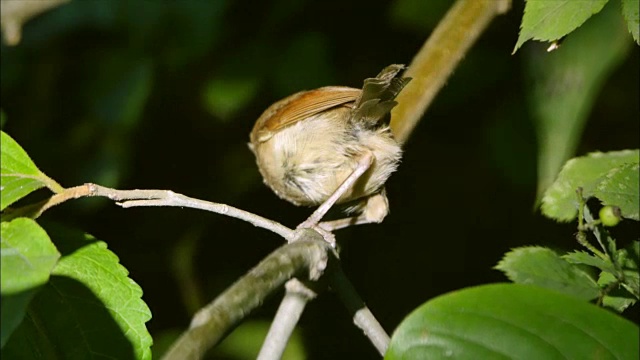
[249,65,410,231]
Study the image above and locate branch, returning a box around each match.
[3,177,391,358]
[390,0,511,144]
[328,258,390,356]
[161,229,332,360]
[257,279,317,360]
[9,183,295,241]
[0,0,70,45]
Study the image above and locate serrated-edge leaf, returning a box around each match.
[5,225,154,359]
[597,260,640,299]
[563,250,616,273]
[593,163,640,220]
[1,288,38,348]
[50,234,152,360]
[603,294,637,312]
[0,132,40,177]
[495,246,600,300]
[618,245,639,297]
[598,271,638,312]
[541,149,639,222]
[530,1,632,207]
[0,131,63,210]
[622,271,640,297]
[514,0,610,52]
[0,218,59,348]
[386,284,640,360]
[0,218,60,294]
[622,0,640,44]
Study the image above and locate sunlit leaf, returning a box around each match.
[0,218,59,347]
[528,2,631,203]
[599,271,637,312]
[541,150,639,221]
[0,218,59,294]
[621,0,639,44]
[0,131,61,210]
[593,163,640,220]
[563,250,615,274]
[2,225,152,359]
[495,246,600,300]
[514,0,609,52]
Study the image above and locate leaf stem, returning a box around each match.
[39,171,65,194]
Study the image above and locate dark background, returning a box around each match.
[1,0,638,358]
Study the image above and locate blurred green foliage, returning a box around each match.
[1,0,638,358]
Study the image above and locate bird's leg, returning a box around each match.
[318,190,389,231]
[297,151,374,232]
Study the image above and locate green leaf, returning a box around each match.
[622,0,640,44]
[514,0,610,52]
[2,225,152,359]
[1,289,38,348]
[385,284,640,360]
[602,292,637,312]
[599,271,637,312]
[528,1,632,204]
[563,250,616,274]
[495,246,600,300]
[541,150,639,221]
[593,163,640,220]
[0,218,60,294]
[0,131,62,210]
[0,218,59,348]
[618,244,640,297]
[622,271,640,299]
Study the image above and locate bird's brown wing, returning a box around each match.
[252,86,360,142]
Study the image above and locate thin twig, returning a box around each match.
[13,183,295,241]
[328,258,390,356]
[390,0,511,144]
[161,230,331,360]
[257,279,317,360]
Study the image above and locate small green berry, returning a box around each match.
[599,206,622,227]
